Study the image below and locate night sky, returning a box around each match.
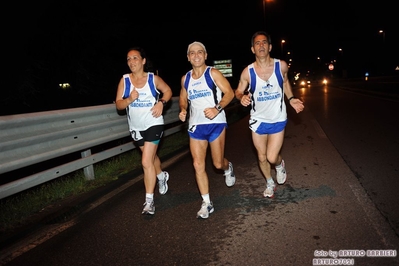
[4,0,397,115]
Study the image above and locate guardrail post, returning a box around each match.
[81,149,95,180]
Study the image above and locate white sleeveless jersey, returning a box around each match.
[183,66,227,126]
[122,72,164,131]
[247,59,287,123]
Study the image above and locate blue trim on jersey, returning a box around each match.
[204,67,218,105]
[184,67,217,104]
[274,61,284,111]
[249,60,284,111]
[184,71,191,91]
[148,73,157,98]
[275,61,283,88]
[249,61,283,92]
[123,76,131,99]
[249,67,256,95]
[249,68,257,111]
[123,73,158,100]
[274,61,284,110]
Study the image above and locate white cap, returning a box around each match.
[187,41,207,54]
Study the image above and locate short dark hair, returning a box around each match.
[251,31,272,46]
[127,46,147,60]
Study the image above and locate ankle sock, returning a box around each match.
[157,172,165,180]
[224,162,231,175]
[276,160,284,169]
[145,193,154,204]
[201,193,211,204]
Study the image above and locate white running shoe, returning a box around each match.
[263,182,276,198]
[142,201,155,215]
[158,171,169,195]
[224,162,236,187]
[276,160,287,185]
[196,201,214,219]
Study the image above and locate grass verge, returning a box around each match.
[0,130,189,233]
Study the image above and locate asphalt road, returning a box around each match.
[1,81,398,265]
[299,76,399,238]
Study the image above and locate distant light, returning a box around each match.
[59,83,71,89]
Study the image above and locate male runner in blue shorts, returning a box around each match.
[179,41,236,219]
[235,31,304,198]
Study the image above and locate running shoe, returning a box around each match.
[196,201,214,219]
[158,171,169,195]
[142,201,155,215]
[224,162,236,187]
[276,160,287,185]
[263,182,276,198]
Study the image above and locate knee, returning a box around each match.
[258,155,267,164]
[141,159,152,170]
[267,155,279,165]
[213,160,224,170]
[193,160,205,172]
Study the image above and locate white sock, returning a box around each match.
[201,194,211,204]
[224,162,231,174]
[157,172,165,180]
[145,193,154,203]
[267,178,275,185]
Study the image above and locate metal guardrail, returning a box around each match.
[0,97,183,200]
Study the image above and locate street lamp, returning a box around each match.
[338,48,343,57]
[379,30,385,44]
[262,0,266,26]
[262,0,274,28]
[281,39,285,57]
[378,30,387,75]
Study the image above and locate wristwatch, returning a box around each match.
[215,104,223,112]
[160,99,167,106]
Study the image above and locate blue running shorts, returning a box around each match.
[249,119,287,135]
[188,123,227,142]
